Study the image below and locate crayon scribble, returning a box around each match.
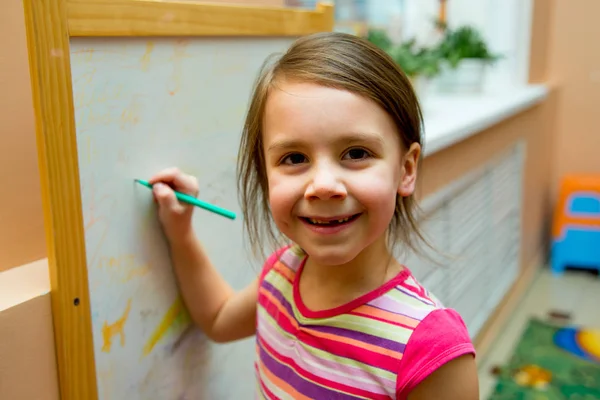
[102,298,133,353]
[143,295,191,356]
[140,41,154,71]
[167,40,190,96]
[124,265,149,282]
[120,94,146,129]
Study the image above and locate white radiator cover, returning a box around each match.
[397,140,526,338]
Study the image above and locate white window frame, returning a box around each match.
[404,0,534,88]
[287,0,535,88]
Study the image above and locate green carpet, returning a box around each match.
[488,318,600,399]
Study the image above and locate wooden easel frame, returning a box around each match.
[21,1,334,398]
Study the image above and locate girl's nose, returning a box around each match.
[304,165,347,201]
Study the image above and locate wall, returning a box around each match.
[0,260,59,400]
[520,0,600,232]
[0,0,59,397]
[546,0,600,183]
[419,97,554,271]
[528,0,553,84]
[0,0,46,273]
[0,297,59,399]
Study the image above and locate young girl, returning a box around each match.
[149,32,479,399]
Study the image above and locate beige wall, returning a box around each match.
[529,0,553,84]
[0,0,46,272]
[420,95,555,269]
[0,290,59,400]
[547,0,600,183]
[0,1,58,397]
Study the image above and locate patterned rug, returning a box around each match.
[488,318,600,399]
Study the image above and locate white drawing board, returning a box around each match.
[70,36,294,399]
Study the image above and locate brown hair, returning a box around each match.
[237,31,426,259]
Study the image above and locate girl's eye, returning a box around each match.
[343,148,371,161]
[281,153,307,165]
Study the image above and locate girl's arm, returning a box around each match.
[168,233,258,342]
[408,354,479,400]
[149,168,257,343]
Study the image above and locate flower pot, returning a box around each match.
[435,58,486,94]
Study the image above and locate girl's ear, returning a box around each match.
[398,143,421,197]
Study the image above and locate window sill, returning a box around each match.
[422,84,549,156]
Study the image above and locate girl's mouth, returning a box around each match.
[300,213,362,227]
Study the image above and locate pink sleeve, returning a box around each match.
[395,308,476,398]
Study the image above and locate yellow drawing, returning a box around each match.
[74,47,96,62]
[98,254,136,270]
[140,41,154,71]
[120,94,145,129]
[96,253,149,282]
[143,295,190,356]
[102,298,133,353]
[124,265,150,282]
[167,40,190,96]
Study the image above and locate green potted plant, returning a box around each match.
[387,39,441,80]
[366,29,393,53]
[366,29,442,99]
[434,25,500,93]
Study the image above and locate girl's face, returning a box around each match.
[262,81,419,266]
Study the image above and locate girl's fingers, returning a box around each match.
[153,183,180,211]
[148,167,181,185]
[148,168,199,196]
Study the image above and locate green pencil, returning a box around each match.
[135,179,236,220]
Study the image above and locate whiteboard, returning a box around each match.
[70,37,295,399]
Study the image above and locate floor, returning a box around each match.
[477,266,600,399]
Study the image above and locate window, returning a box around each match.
[287,0,534,88]
[403,0,533,88]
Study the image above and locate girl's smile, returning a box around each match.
[299,212,363,235]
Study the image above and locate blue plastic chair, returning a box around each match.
[551,193,600,276]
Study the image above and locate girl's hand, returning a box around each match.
[148,167,199,242]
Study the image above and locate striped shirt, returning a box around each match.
[255,244,475,399]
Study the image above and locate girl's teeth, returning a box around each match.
[309,217,351,225]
